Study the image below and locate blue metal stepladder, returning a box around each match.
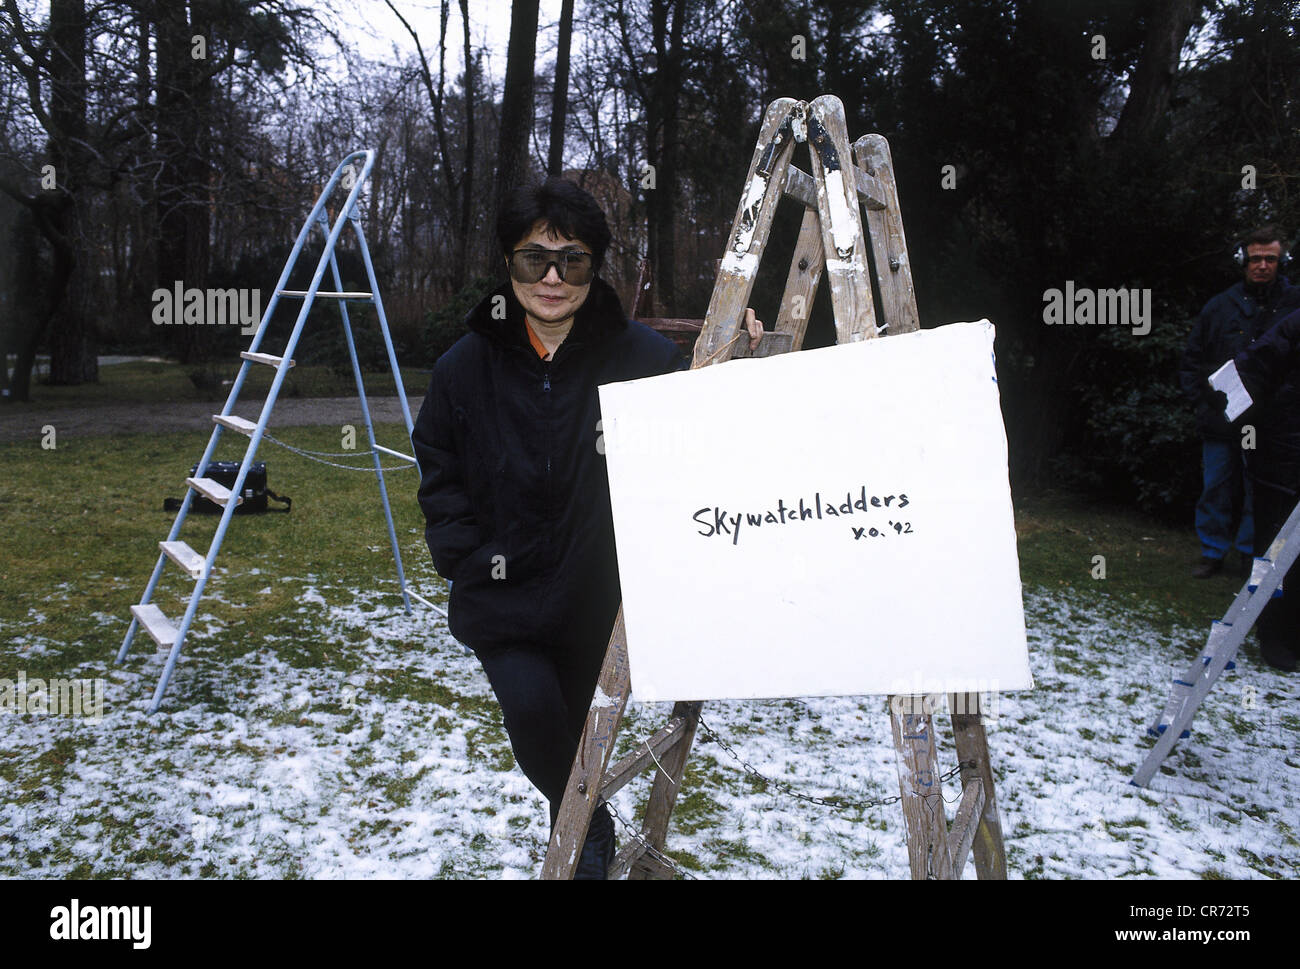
[118,149,439,713]
[1133,494,1300,786]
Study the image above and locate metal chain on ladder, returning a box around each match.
[260,431,416,473]
[603,800,699,880]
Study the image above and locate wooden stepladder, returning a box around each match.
[542,96,1007,880]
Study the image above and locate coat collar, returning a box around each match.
[466,275,628,351]
[1229,277,1292,315]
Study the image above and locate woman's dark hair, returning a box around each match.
[496,177,612,272]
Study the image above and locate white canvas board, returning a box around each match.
[599,319,1031,702]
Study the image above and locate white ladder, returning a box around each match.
[117,150,434,713]
[1133,495,1300,786]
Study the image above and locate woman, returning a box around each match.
[414,177,758,876]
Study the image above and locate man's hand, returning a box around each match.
[743,307,764,352]
[1210,388,1230,417]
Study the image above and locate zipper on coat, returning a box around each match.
[543,360,552,499]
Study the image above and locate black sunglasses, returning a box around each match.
[507,248,595,285]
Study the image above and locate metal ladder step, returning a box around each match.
[278,289,373,299]
[213,414,257,435]
[1248,557,1284,597]
[130,604,178,648]
[160,540,206,579]
[240,351,295,368]
[1150,620,1238,738]
[1200,619,1236,669]
[373,443,417,464]
[186,476,242,508]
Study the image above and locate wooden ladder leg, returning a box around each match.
[772,206,824,353]
[626,700,702,880]
[853,134,920,337]
[806,94,878,343]
[951,695,1008,879]
[541,607,633,879]
[889,699,954,880]
[692,96,802,368]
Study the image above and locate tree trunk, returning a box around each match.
[646,0,685,314]
[457,0,476,287]
[548,0,575,175]
[494,0,540,233]
[1112,0,1202,143]
[155,0,212,365]
[2,208,46,403]
[45,0,97,385]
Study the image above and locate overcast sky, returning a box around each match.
[337,0,569,85]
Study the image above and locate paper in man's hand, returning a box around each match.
[1209,360,1253,422]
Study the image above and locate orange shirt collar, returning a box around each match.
[524,319,550,359]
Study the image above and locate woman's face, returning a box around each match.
[507,221,594,330]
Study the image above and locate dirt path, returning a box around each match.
[0,396,426,443]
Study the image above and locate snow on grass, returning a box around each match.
[2,580,1298,879]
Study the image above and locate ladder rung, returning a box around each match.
[782,164,887,212]
[373,444,418,463]
[601,716,689,798]
[213,414,257,435]
[608,839,651,880]
[1248,557,1284,597]
[277,290,373,299]
[130,604,178,648]
[240,351,295,368]
[186,477,242,508]
[160,540,206,578]
[1201,656,1236,671]
[405,589,448,617]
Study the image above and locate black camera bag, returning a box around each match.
[164,461,291,514]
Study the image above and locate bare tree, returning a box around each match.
[548,0,575,176]
[494,0,541,239]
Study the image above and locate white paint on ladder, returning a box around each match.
[821,169,860,256]
[823,257,863,275]
[721,251,759,278]
[733,172,771,253]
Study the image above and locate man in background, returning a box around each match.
[1180,226,1300,578]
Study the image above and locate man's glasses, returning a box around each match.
[1247,254,1280,265]
[508,248,595,285]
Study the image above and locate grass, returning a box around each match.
[3,358,427,410]
[0,421,434,694]
[1012,489,1249,646]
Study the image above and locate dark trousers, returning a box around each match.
[1252,480,1300,656]
[1197,438,1254,559]
[474,635,608,825]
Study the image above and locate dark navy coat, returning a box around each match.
[412,276,684,650]
[1234,306,1300,495]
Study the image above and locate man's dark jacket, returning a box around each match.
[1234,306,1300,495]
[412,276,684,650]
[1180,278,1300,439]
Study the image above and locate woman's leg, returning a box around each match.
[474,645,582,824]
